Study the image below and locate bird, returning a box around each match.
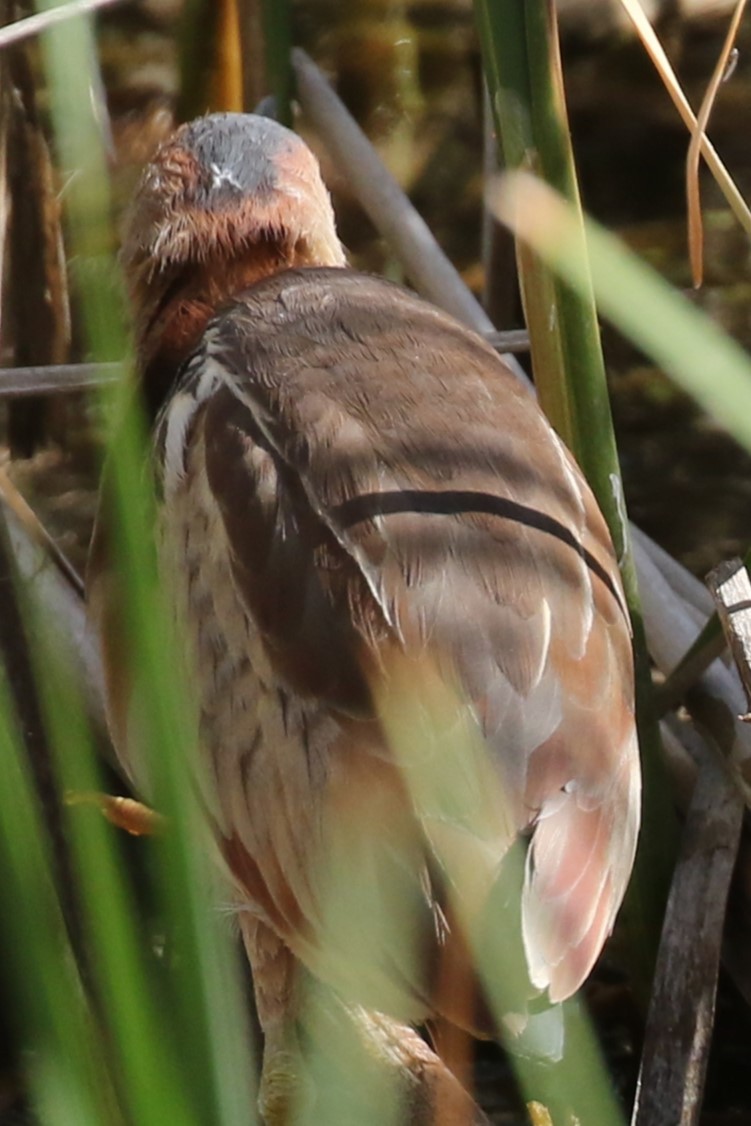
[87,111,640,1122]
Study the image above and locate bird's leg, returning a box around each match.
[239,917,309,1125]
[299,995,493,1126]
[339,1006,491,1126]
[241,915,489,1124]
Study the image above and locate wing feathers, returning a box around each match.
[172,266,638,1001]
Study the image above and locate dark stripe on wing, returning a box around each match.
[332,489,625,619]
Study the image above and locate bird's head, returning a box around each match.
[122,113,346,408]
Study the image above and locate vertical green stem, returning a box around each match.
[260,0,293,124]
[473,0,677,996]
[36,5,257,1120]
[177,0,220,123]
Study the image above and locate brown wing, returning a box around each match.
[167,266,639,1002]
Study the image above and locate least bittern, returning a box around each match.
[88,113,640,1123]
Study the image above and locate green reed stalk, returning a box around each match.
[0,671,117,1124]
[260,0,293,124]
[473,0,678,996]
[27,5,258,1122]
[177,0,219,121]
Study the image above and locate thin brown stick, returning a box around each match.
[686,0,748,287]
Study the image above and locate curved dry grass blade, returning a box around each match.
[687,0,748,288]
[0,0,123,51]
[615,0,751,241]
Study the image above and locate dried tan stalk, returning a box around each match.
[0,0,123,52]
[686,0,748,286]
[615,0,751,242]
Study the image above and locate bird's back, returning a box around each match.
[152,265,639,1010]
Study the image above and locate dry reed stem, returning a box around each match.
[686,0,748,287]
[0,0,124,52]
[614,0,751,242]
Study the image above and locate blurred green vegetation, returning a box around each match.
[0,2,750,1124]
